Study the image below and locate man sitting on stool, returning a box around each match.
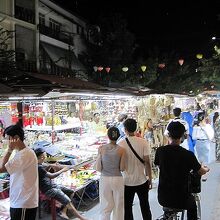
[154,121,209,220]
[34,148,88,220]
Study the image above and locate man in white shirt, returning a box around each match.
[118,118,152,220]
[0,124,39,220]
[117,114,128,141]
[164,107,189,150]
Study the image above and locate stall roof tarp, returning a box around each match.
[0,71,154,99]
[0,83,13,93]
[29,72,155,96]
[29,72,106,90]
[41,42,86,71]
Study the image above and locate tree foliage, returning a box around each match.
[0,26,18,81]
[198,49,220,90]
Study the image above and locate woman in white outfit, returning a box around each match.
[95,126,126,220]
[192,112,214,180]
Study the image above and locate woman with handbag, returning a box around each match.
[94,126,126,220]
[192,112,214,181]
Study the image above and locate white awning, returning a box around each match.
[41,43,85,71]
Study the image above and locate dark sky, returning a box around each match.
[53,0,220,57]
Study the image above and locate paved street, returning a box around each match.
[39,162,220,220]
[83,162,220,220]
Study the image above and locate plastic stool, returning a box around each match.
[39,191,56,220]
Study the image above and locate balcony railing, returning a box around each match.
[40,61,74,77]
[39,25,74,46]
[15,5,35,24]
[16,60,37,72]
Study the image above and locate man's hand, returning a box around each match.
[61,166,70,173]
[148,179,152,190]
[203,165,210,172]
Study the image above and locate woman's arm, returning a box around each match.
[94,146,103,172]
[119,147,126,171]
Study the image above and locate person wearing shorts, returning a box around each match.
[35,148,88,220]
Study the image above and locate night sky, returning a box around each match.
[53,0,220,58]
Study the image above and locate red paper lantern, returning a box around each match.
[97,66,103,71]
[158,63,165,68]
[178,59,184,66]
[105,67,111,73]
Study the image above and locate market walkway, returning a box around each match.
[39,162,220,220]
[83,162,220,220]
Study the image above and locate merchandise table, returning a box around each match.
[72,177,99,209]
[55,173,99,210]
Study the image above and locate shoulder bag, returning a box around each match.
[125,137,144,164]
[199,125,215,143]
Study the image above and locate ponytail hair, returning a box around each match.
[107,126,120,141]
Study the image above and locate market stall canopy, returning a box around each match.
[41,42,86,71]
[0,73,61,98]
[29,72,154,96]
[0,83,13,93]
[30,72,106,90]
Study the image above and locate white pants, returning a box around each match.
[99,176,124,220]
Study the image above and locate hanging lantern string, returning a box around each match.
[92,56,203,72]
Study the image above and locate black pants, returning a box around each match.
[186,194,197,220]
[10,207,37,220]
[124,180,152,220]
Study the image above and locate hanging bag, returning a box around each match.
[125,138,144,164]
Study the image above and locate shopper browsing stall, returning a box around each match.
[0,124,38,220]
[117,114,128,140]
[34,148,89,220]
[164,107,189,150]
[192,112,214,180]
[95,126,126,220]
[118,118,152,220]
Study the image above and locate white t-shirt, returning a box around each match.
[164,118,190,150]
[5,148,39,208]
[164,118,189,136]
[118,136,151,186]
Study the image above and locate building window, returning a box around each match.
[39,13,45,25]
[81,27,84,36]
[49,18,61,32]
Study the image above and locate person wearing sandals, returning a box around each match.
[34,148,89,220]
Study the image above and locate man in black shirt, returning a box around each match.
[34,148,88,220]
[154,121,209,220]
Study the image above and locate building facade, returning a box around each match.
[0,0,93,79]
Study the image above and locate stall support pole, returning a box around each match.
[51,100,55,144]
[17,102,23,127]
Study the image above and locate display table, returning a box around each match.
[54,169,100,210]
[25,123,81,131]
[73,177,99,209]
